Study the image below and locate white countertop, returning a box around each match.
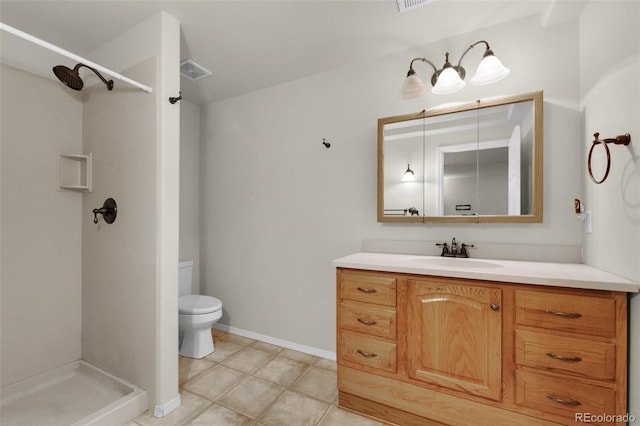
[333,252,639,293]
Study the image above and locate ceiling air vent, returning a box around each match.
[180,59,212,81]
[396,0,432,13]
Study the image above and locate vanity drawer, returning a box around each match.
[515,290,616,337]
[340,330,397,373]
[515,330,615,380]
[340,300,396,339]
[340,271,396,306]
[516,370,615,421]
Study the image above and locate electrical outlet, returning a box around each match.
[585,210,592,234]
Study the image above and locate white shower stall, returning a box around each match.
[1,12,181,424]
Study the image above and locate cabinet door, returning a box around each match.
[407,279,502,401]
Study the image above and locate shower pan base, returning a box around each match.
[1,360,147,426]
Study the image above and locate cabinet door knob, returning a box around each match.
[545,394,582,406]
[490,303,500,311]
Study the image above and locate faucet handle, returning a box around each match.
[435,242,449,255]
[460,243,475,257]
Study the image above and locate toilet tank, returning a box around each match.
[178,261,193,296]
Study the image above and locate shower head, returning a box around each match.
[52,63,114,91]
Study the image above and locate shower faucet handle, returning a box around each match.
[92,198,117,224]
[92,207,104,224]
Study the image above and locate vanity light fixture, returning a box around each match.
[399,40,510,99]
[402,164,416,181]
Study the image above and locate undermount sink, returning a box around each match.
[409,257,503,269]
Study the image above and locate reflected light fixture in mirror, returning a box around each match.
[399,40,510,98]
[402,164,416,181]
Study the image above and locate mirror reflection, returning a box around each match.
[378,91,542,223]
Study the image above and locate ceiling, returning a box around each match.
[0,0,568,106]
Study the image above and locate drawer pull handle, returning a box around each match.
[357,318,378,326]
[546,352,582,363]
[356,349,378,358]
[545,394,582,406]
[357,287,377,294]
[545,309,582,319]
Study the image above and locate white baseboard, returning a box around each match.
[153,394,181,418]
[212,323,336,361]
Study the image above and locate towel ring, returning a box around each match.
[587,132,631,184]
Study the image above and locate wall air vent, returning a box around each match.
[180,59,212,81]
[396,0,432,13]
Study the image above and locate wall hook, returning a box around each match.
[169,91,182,104]
[588,132,631,184]
[322,138,331,148]
[93,198,117,224]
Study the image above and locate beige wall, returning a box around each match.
[81,11,181,414]
[180,100,200,293]
[200,14,583,352]
[579,0,640,417]
[82,12,180,416]
[0,65,83,386]
[81,56,158,400]
[154,13,181,412]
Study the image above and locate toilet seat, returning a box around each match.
[179,295,222,315]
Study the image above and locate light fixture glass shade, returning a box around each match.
[402,164,415,181]
[399,74,427,99]
[470,54,510,85]
[431,67,466,95]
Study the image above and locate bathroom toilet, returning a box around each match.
[178,261,223,359]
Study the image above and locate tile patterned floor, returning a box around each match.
[129,330,385,426]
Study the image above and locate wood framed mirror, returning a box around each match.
[378,91,543,223]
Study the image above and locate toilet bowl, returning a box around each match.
[178,261,223,359]
[179,294,223,358]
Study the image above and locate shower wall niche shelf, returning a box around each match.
[58,153,92,192]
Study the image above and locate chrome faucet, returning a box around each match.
[435,237,475,258]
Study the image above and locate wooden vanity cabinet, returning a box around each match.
[337,270,398,375]
[406,279,502,401]
[336,268,628,426]
[514,290,627,424]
